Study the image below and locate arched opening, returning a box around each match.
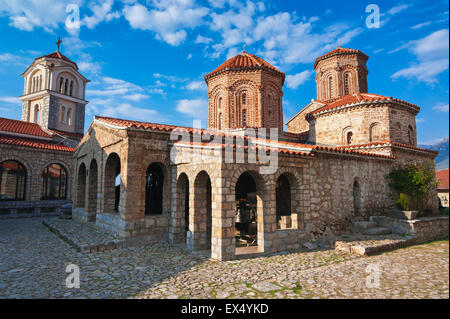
[104,153,121,213]
[60,106,65,123]
[0,160,26,201]
[242,109,247,126]
[218,112,222,130]
[353,180,361,216]
[69,81,74,96]
[369,123,381,142]
[76,163,86,208]
[34,104,39,124]
[64,79,69,95]
[347,131,353,145]
[59,77,64,93]
[276,174,291,229]
[242,93,246,105]
[145,163,164,215]
[176,173,190,242]
[67,108,72,126]
[408,125,414,145]
[88,160,98,216]
[191,171,212,250]
[235,172,258,248]
[328,76,333,99]
[41,163,67,200]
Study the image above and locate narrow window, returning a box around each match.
[69,81,73,96]
[242,93,246,105]
[344,73,350,95]
[347,131,353,145]
[328,76,333,99]
[67,108,72,125]
[64,79,69,95]
[59,77,64,93]
[242,110,247,126]
[218,112,223,130]
[61,106,66,123]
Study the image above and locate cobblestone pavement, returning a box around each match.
[0,218,448,299]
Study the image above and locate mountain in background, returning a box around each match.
[420,137,449,170]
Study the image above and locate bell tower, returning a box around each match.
[314,46,369,101]
[19,38,89,136]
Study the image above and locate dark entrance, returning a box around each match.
[145,163,164,215]
[235,172,258,247]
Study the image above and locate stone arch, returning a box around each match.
[408,125,415,145]
[76,163,86,208]
[33,103,40,124]
[342,126,354,145]
[0,159,27,201]
[41,163,68,200]
[230,79,257,127]
[88,159,98,216]
[189,170,213,250]
[274,168,303,230]
[395,122,402,142]
[232,168,269,251]
[209,84,227,128]
[103,153,121,214]
[369,122,382,142]
[55,71,79,97]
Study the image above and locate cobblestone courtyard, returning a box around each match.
[0,218,448,299]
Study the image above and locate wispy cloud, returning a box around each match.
[433,103,449,112]
[286,70,313,89]
[391,29,449,83]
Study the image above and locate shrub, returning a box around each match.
[386,163,436,210]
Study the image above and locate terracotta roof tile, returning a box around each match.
[0,134,75,152]
[35,51,78,68]
[0,117,52,138]
[309,93,420,116]
[311,144,395,159]
[436,169,449,189]
[204,51,285,80]
[313,46,368,68]
[48,128,84,139]
[335,140,439,154]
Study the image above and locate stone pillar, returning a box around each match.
[258,180,277,254]
[211,171,235,261]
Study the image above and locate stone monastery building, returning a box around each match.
[0,43,439,261]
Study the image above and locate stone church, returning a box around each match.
[73,46,438,261]
[0,41,87,217]
[0,42,438,261]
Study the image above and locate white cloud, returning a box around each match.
[195,35,213,44]
[176,98,208,118]
[411,21,432,29]
[95,102,164,122]
[123,1,209,46]
[286,70,313,89]
[0,96,20,104]
[388,4,409,15]
[123,93,149,101]
[433,103,449,112]
[187,53,192,60]
[391,29,449,83]
[82,0,120,29]
[186,80,206,91]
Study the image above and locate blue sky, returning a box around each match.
[0,0,448,145]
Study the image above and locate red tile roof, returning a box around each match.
[436,169,449,189]
[0,134,75,152]
[35,51,78,68]
[204,51,285,80]
[335,140,439,155]
[308,93,420,116]
[0,117,52,138]
[313,46,369,68]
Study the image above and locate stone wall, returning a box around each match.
[0,143,74,215]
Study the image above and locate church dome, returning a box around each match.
[313,46,368,69]
[204,51,285,81]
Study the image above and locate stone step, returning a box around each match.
[364,227,391,236]
[351,221,377,233]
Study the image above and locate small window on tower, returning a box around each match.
[328,76,333,99]
[347,131,353,145]
[242,110,247,126]
[242,93,246,105]
[59,77,64,93]
[60,106,66,123]
[344,73,350,95]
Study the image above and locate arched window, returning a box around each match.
[408,125,414,145]
[218,97,222,108]
[39,75,43,91]
[276,174,291,228]
[104,153,121,213]
[344,73,350,95]
[59,77,64,93]
[242,93,246,105]
[0,160,26,201]
[64,79,69,95]
[34,104,40,124]
[41,163,67,200]
[218,112,223,130]
[347,131,353,145]
[69,81,74,96]
[328,76,333,99]
[60,106,66,123]
[66,108,72,125]
[145,163,164,215]
[369,123,381,142]
[242,110,247,126]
